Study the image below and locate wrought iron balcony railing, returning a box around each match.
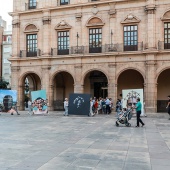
[51,43,143,56]
[71,46,84,54]
[20,49,41,58]
[25,2,37,10]
[106,42,143,52]
[158,41,170,50]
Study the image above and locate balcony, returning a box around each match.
[20,49,41,58]
[25,2,37,10]
[71,46,84,54]
[158,41,170,51]
[105,42,143,52]
[51,42,143,56]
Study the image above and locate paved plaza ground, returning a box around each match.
[0,111,170,170]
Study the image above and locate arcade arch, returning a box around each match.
[157,69,170,112]
[19,73,41,110]
[53,71,74,110]
[117,69,144,98]
[84,70,108,99]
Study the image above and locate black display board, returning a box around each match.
[68,93,90,115]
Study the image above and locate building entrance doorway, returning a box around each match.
[94,82,108,99]
[84,71,108,99]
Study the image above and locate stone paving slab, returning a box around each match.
[0,111,170,170]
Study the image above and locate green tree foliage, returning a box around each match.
[0,77,9,89]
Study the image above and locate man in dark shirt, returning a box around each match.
[136,98,145,127]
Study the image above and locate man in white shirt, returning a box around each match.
[105,97,111,114]
[28,100,32,115]
[64,98,69,116]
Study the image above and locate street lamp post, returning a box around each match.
[76,32,79,51]
[111,29,113,46]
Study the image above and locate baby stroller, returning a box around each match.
[116,108,132,127]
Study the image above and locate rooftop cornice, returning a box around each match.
[9,0,145,16]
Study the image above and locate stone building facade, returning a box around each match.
[9,0,170,112]
[2,28,12,87]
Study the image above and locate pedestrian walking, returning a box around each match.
[135,98,145,127]
[89,98,94,116]
[28,100,32,115]
[64,98,69,116]
[94,99,99,114]
[166,95,170,120]
[105,97,111,114]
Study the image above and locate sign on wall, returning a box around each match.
[122,89,144,114]
[0,90,17,112]
[68,93,91,116]
[31,90,48,114]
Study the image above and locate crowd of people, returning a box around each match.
[90,97,114,116]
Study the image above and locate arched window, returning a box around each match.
[161,11,170,49]
[86,17,104,53]
[24,24,39,57]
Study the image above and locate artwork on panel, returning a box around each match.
[0,90,17,112]
[122,89,144,114]
[68,93,91,115]
[31,90,48,114]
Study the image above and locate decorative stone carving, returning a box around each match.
[12,20,20,28]
[24,24,39,33]
[11,66,20,72]
[108,63,116,68]
[121,14,141,24]
[161,10,170,21]
[75,13,82,22]
[42,66,51,70]
[55,20,72,30]
[145,5,156,14]
[42,17,51,25]
[74,65,82,69]
[92,6,98,15]
[109,9,116,18]
[86,17,104,27]
[146,61,156,66]
[25,24,37,31]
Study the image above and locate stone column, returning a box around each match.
[41,65,50,96]
[145,3,156,49]
[108,63,116,105]
[74,65,84,93]
[74,84,84,93]
[145,59,157,113]
[42,10,51,56]
[12,15,20,57]
[48,85,54,111]
[11,66,22,109]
